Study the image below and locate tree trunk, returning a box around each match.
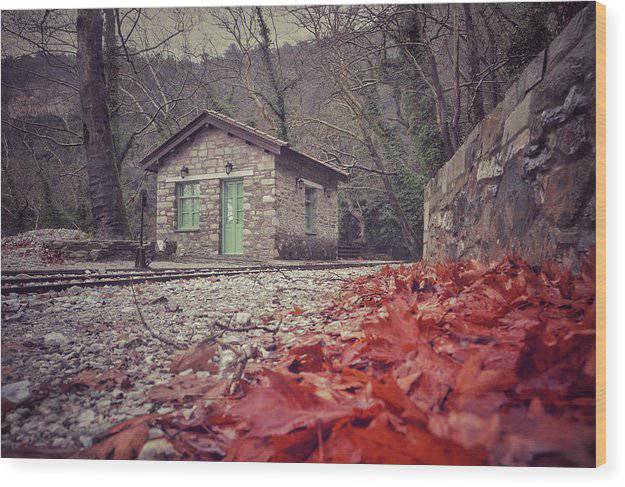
[411,12,457,159]
[103,9,122,169]
[345,194,365,243]
[76,9,129,239]
[360,124,420,256]
[463,4,486,124]
[255,7,289,142]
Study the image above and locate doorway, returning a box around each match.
[221,179,244,254]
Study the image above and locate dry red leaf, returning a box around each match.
[83,415,154,460]
[287,341,327,373]
[228,370,352,437]
[170,341,219,374]
[147,373,219,404]
[64,369,131,392]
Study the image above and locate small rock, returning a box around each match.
[138,438,178,460]
[44,331,68,348]
[233,312,252,326]
[1,380,31,405]
[52,437,67,447]
[77,409,96,427]
[79,435,93,448]
[325,321,342,336]
[222,335,241,345]
[340,330,363,342]
[126,391,142,402]
[148,427,165,439]
[85,343,103,354]
[181,408,194,420]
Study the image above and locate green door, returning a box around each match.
[222,179,244,254]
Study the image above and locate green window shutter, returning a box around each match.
[176,181,200,230]
[305,187,315,234]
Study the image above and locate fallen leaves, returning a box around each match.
[84,253,596,466]
[64,369,131,392]
[228,370,353,438]
[147,373,218,404]
[83,415,155,460]
[170,340,219,374]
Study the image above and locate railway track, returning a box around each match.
[1,261,400,295]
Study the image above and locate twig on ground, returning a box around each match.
[222,343,258,395]
[213,319,279,334]
[129,279,188,350]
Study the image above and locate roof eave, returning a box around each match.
[139,112,286,172]
[282,147,350,182]
[138,111,349,182]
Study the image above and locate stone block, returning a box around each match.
[476,156,503,182]
[518,50,545,95]
[502,92,532,146]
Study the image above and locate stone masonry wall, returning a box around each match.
[42,239,138,261]
[275,154,339,260]
[423,6,596,270]
[155,126,277,259]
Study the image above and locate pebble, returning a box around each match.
[138,438,178,460]
[76,409,96,428]
[44,331,69,348]
[233,312,252,326]
[1,380,31,404]
[79,435,93,448]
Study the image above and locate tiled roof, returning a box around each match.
[139,110,348,179]
[203,109,288,147]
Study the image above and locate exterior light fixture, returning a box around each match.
[324,187,332,198]
[225,162,234,175]
[180,165,189,178]
[296,178,305,190]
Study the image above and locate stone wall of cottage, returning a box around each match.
[423,6,596,270]
[155,126,277,259]
[274,154,339,259]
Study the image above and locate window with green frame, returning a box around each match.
[304,187,316,234]
[176,181,200,230]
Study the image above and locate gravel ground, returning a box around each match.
[1,266,381,452]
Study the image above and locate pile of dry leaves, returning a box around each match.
[82,254,596,466]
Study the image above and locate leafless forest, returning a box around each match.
[2,3,584,256]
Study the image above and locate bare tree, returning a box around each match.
[76,9,129,238]
[208,7,297,141]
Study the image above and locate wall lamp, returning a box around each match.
[225,162,234,175]
[180,165,189,178]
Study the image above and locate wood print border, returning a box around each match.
[595,0,606,468]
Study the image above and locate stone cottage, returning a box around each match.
[139,110,349,260]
